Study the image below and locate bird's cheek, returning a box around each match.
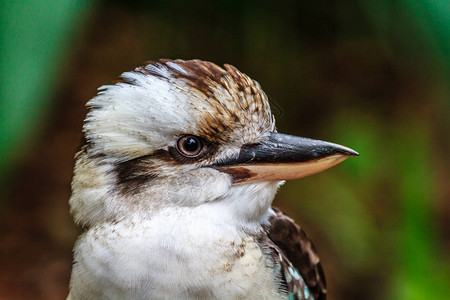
[165,169,232,206]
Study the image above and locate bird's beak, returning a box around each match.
[214,132,359,184]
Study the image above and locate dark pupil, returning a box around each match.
[184,138,199,152]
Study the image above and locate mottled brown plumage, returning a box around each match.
[266,207,327,300]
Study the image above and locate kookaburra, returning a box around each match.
[68,59,358,300]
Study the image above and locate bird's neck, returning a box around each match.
[211,181,282,230]
[124,180,281,234]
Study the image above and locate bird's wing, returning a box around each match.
[264,207,327,300]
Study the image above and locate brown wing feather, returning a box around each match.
[266,207,327,300]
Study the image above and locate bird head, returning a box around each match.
[70,59,358,228]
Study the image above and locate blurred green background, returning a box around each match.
[0,0,448,299]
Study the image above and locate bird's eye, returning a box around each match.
[176,135,203,157]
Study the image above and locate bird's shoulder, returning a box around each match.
[262,207,327,300]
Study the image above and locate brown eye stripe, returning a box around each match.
[113,140,219,195]
[114,154,158,195]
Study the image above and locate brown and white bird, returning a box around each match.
[68,59,358,300]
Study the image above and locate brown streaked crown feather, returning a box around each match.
[129,59,274,144]
[266,207,327,300]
